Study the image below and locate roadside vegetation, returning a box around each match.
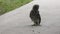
[0,0,32,15]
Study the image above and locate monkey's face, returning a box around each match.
[33,5,39,10]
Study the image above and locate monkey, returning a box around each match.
[30,4,41,26]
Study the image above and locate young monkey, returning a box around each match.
[30,4,41,26]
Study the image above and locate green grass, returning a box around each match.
[0,0,32,15]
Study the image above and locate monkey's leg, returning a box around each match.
[39,19,41,24]
[32,20,38,26]
[36,19,40,25]
[32,20,39,26]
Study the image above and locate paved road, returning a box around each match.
[0,0,60,34]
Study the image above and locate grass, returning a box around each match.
[0,0,32,15]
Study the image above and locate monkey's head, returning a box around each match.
[33,4,39,10]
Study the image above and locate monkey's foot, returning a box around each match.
[32,24,37,26]
[32,24,41,26]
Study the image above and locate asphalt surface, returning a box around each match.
[0,0,60,34]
